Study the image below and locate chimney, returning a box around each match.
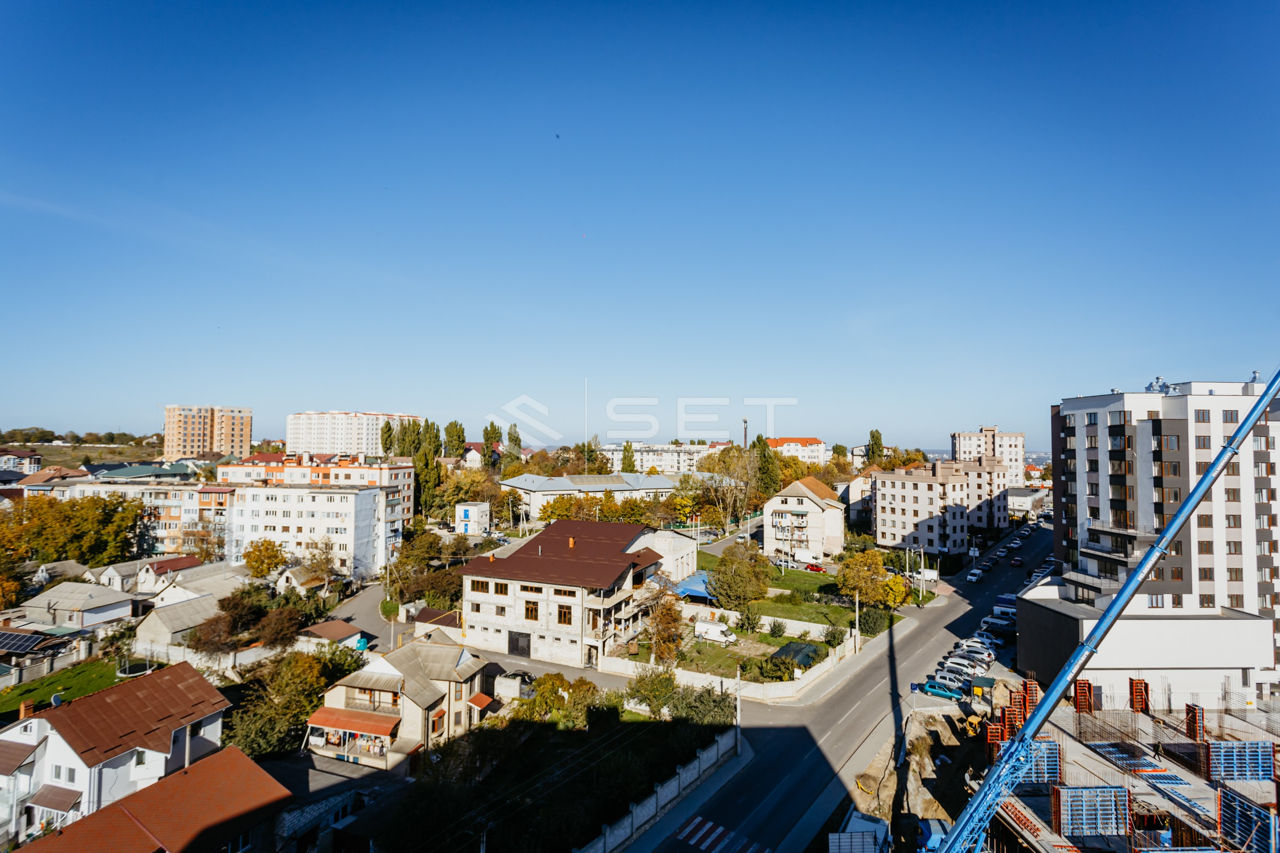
[538,546,542,556]
[488,553,495,562]
[18,700,33,720]
[569,537,575,549]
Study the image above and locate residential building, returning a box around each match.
[21,583,133,630]
[1006,487,1047,518]
[297,620,365,651]
[21,746,290,853]
[459,520,696,668]
[501,472,681,518]
[133,595,220,653]
[460,442,501,469]
[763,476,846,561]
[306,637,490,772]
[162,405,252,461]
[455,501,490,535]
[149,562,252,607]
[835,467,880,528]
[951,425,1025,486]
[29,561,89,589]
[0,448,41,475]
[286,410,423,456]
[62,480,226,557]
[598,442,732,475]
[19,467,89,500]
[765,437,830,467]
[0,662,229,839]
[1045,376,1280,670]
[872,458,1009,555]
[218,452,414,518]
[413,607,463,642]
[226,482,406,580]
[90,555,199,593]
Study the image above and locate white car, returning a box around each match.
[940,657,985,678]
[1008,540,1022,550]
[965,569,983,583]
[996,548,1009,557]
[973,631,1005,647]
[953,647,994,664]
[931,672,967,690]
[955,638,994,654]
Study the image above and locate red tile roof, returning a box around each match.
[240,452,286,464]
[147,555,203,576]
[461,520,660,589]
[307,706,400,737]
[467,693,494,711]
[18,466,88,486]
[765,437,823,448]
[34,662,229,766]
[25,747,290,853]
[413,607,461,629]
[0,447,39,458]
[28,784,80,813]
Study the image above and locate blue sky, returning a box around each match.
[3,2,1278,450]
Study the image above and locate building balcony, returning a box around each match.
[1063,569,1121,594]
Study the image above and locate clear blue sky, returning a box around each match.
[4,2,1278,450]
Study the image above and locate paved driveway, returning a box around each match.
[329,585,413,652]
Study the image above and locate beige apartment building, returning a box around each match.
[952,425,1025,486]
[872,458,1009,555]
[163,405,253,461]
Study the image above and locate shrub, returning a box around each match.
[717,612,731,625]
[797,629,810,642]
[823,624,846,647]
[768,619,786,639]
[856,608,890,637]
[737,606,761,634]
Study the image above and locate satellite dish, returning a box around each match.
[51,693,63,707]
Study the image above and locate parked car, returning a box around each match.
[996,548,1009,557]
[940,658,984,679]
[955,638,994,654]
[805,563,826,573]
[980,615,1016,635]
[953,647,994,665]
[1008,540,1022,550]
[920,681,964,701]
[965,569,984,583]
[1010,556,1024,567]
[973,630,1006,647]
[735,534,747,543]
[930,671,967,691]
[694,620,738,646]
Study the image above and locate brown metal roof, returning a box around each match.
[300,620,361,642]
[307,706,399,737]
[28,784,80,812]
[413,607,461,628]
[460,520,660,589]
[34,662,229,766]
[0,739,39,775]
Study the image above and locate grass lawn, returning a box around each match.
[769,569,837,596]
[25,444,160,469]
[0,659,124,718]
[753,598,854,627]
[696,551,720,573]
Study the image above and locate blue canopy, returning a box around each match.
[674,570,711,599]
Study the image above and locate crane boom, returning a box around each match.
[938,367,1280,853]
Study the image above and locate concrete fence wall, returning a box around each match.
[572,728,738,853]
[680,601,840,639]
[0,642,92,689]
[135,640,281,672]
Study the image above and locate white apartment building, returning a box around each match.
[217,452,414,510]
[952,426,1025,486]
[598,442,732,475]
[1049,377,1280,657]
[49,480,231,557]
[763,476,846,561]
[226,483,405,579]
[460,520,696,668]
[285,411,423,456]
[872,458,1009,555]
[455,501,490,535]
[765,437,830,467]
[501,472,682,518]
[0,448,41,475]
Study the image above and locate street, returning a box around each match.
[646,524,1054,853]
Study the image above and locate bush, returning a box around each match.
[746,657,793,682]
[768,619,786,639]
[667,686,735,726]
[717,612,731,625]
[856,608,890,637]
[823,624,846,647]
[737,606,761,634]
[797,629,810,642]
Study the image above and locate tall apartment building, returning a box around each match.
[765,437,830,467]
[162,405,252,461]
[872,458,1009,555]
[952,425,1025,485]
[286,411,423,456]
[1016,376,1280,706]
[598,442,732,475]
[71,480,232,557]
[217,451,415,508]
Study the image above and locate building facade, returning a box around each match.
[454,502,490,535]
[951,426,1025,486]
[763,476,846,561]
[598,442,731,475]
[765,437,830,467]
[162,405,252,461]
[872,459,1009,555]
[0,449,41,475]
[285,411,423,456]
[217,452,414,506]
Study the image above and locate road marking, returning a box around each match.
[674,816,770,852]
[677,816,703,840]
[701,826,725,848]
[689,820,716,845]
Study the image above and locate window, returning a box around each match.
[525,601,538,620]
[1228,566,1243,581]
[470,603,480,613]
[469,580,489,594]
[1170,566,1184,581]
[558,604,572,625]
[66,767,75,784]
[1086,412,1098,426]
[1200,594,1216,608]
[494,582,508,596]
[1227,462,1240,476]
[1226,541,1243,556]
[1225,488,1240,502]
[1197,514,1212,529]
[1256,488,1277,502]
[1224,410,1239,424]
[1196,461,1210,475]
[1147,594,1164,608]
[1195,409,1211,423]
[553,588,575,598]
[1197,540,1214,554]
[1086,435,1098,449]
[1172,594,1183,608]
[495,605,506,617]
[1199,566,1214,581]
[53,765,61,781]
[454,711,462,728]
[1256,462,1277,477]
[1160,435,1180,451]
[1168,539,1183,556]
[454,682,462,700]
[1229,594,1244,609]
[520,585,542,593]
[1196,436,1212,450]
[135,750,146,767]
[1226,515,1242,528]
[431,715,442,735]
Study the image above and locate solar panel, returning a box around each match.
[0,632,44,654]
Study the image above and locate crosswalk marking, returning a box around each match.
[673,816,771,853]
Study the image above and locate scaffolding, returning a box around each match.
[1217,787,1279,853]
[1051,785,1130,836]
[1076,679,1095,715]
[1207,742,1275,782]
[994,739,1061,785]
[1131,678,1150,714]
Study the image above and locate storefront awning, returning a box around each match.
[308,706,399,737]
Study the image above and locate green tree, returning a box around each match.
[620,441,637,473]
[444,421,467,458]
[1041,462,1053,481]
[706,543,768,611]
[257,606,305,648]
[503,423,522,467]
[667,686,735,726]
[381,420,394,455]
[243,538,289,579]
[415,420,443,517]
[868,429,884,465]
[831,444,848,459]
[649,593,684,665]
[836,549,894,606]
[226,651,359,758]
[627,666,676,717]
[752,435,781,498]
[482,421,503,462]
[737,604,761,633]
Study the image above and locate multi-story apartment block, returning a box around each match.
[951,425,1025,486]
[872,458,1009,555]
[598,442,732,475]
[217,452,414,508]
[226,483,404,579]
[0,448,41,475]
[460,520,696,668]
[1016,376,1280,708]
[765,437,830,467]
[763,476,846,561]
[162,405,252,461]
[286,411,423,456]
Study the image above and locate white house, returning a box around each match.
[460,442,500,469]
[765,437,830,467]
[763,476,846,561]
[0,662,228,839]
[0,448,41,475]
[455,502,491,536]
[149,563,251,608]
[460,520,696,668]
[134,596,220,654]
[597,442,732,475]
[21,584,132,631]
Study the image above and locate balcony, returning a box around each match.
[1062,570,1121,594]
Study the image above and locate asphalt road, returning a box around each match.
[651,524,1056,853]
[702,516,764,557]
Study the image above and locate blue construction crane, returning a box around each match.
[938,366,1280,853]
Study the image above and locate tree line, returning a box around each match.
[1,427,157,446]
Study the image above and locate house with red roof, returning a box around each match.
[460,441,502,469]
[765,437,831,467]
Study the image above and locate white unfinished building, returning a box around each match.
[286,411,423,456]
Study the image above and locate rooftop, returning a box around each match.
[23,582,133,613]
[461,520,661,588]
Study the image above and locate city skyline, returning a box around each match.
[4,3,1278,447]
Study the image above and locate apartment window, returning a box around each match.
[1196,461,1210,475]
[1170,566,1184,581]
[1256,488,1277,502]
[1199,566,1214,581]
[1108,411,1131,426]
[557,604,572,625]
[519,585,542,593]
[524,601,538,620]
[53,766,61,781]
[494,582,508,596]
[1147,594,1164,608]
[66,767,76,784]
[1085,435,1098,449]
[1226,541,1243,556]
[1256,462,1277,477]
[1159,461,1181,477]
[1086,412,1098,426]
[554,588,575,598]
[1260,514,1277,529]
[1224,410,1239,424]
[1200,594,1216,608]
[1227,462,1240,476]
[1228,566,1243,581]
[469,580,490,594]
[1063,414,1075,427]
[495,605,506,617]
[1160,435,1180,452]
[470,603,480,613]
[1172,594,1183,608]
[454,682,462,701]
[1194,409,1211,423]
[454,711,462,728]
[1226,514,1242,528]
[1224,488,1240,502]
[1195,436,1212,450]
[1229,594,1245,609]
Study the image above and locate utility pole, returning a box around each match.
[735,665,742,754]
[855,590,861,653]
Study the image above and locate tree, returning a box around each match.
[620,441,637,473]
[381,420,394,456]
[627,666,676,717]
[503,424,522,467]
[186,613,237,654]
[243,538,289,578]
[0,493,154,568]
[836,549,906,608]
[667,686,735,726]
[226,652,331,757]
[649,594,684,665]
[831,444,848,460]
[1041,462,1053,481]
[752,435,781,498]
[303,538,336,580]
[482,421,503,461]
[444,421,466,458]
[257,606,305,648]
[415,419,443,517]
[868,429,884,465]
[706,543,768,611]
[220,586,270,634]
[737,604,761,633]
